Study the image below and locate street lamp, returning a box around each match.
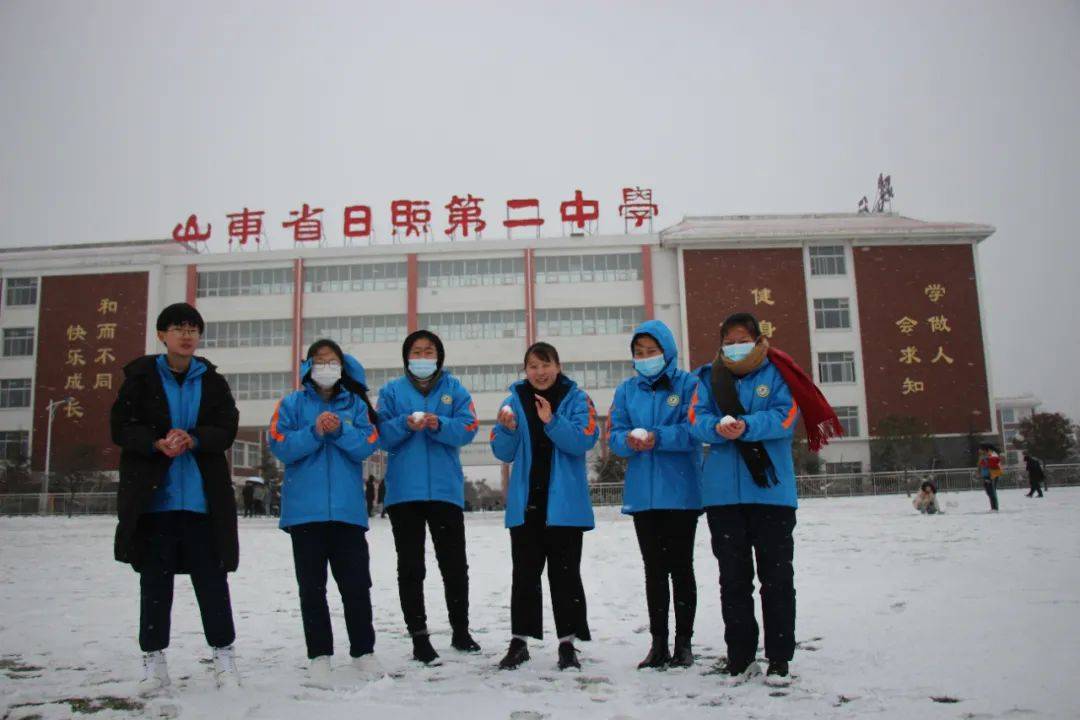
[39,396,74,514]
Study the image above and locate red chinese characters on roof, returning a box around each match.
[560,189,599,232]
[226,208,265,246]
[619,186,659,229]
[444,194,486,238]
[343,205,373,240]
[390,200,432,238]
[282,203,324,243]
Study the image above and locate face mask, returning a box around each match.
[409,358,438,379]
[634,355,666,378]
[722,342,756,362]
[310,362,341,388]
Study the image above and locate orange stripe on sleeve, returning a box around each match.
[464,401,480,432]
[367,426,380,444]
[781,401,799,429]
[688,388,699,425]
[583,396,597,436]
[269,400,286,442]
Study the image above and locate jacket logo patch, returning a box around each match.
[756,384,770,398]
[441,394,453,405]
[666,394,680,407]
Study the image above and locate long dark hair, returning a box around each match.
[305,339,378,426]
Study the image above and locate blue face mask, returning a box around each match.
[408,358,438,379]
[634,355,666,378]
[722,342,756,362]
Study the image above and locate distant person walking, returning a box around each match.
[978,444,1003,512]
[1023,453,1045,498]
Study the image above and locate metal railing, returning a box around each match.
[4,465,1078,515]
[589,463,1080,507]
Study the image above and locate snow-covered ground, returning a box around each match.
[2,487,1078,719]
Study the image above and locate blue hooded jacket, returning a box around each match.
[147,355,208,514]
[491,376,599,529]
[608,320,703,513]
[268,354,380,529]
[375,372,479,509]
[690,359,799,508]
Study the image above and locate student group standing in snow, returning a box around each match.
[111,301,844,694]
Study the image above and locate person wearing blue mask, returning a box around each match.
[111,303,241,694]
[376,330,482,665]
[269,339,382,685]
[491,342,599,672]
[608,320,703,670]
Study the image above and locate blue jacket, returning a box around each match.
[491,376,599,529]
[609,320,703,513]
[690,359,800,508]
[147,355,208,514]
[375,372,479,509]
[269,355,380,529]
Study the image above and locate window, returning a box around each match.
[202,319,293,348]
[809,246,846,276]
[535,306,644,337]
[834,406,860,437]
[223,372,292,401]
[419,257,524,288]
[364,368,400,394]
[825,461,862,474]
[0,378,31,408]
[196,268,294,298]
[817,352,856,384]
[0,430,28,462]
[813,298,851,329]
[562,360,634,389]
[444,364,523,394]
[419,311,526,341]
[535,253,643,283]
[1000,408,1016,425]
[5,278,38,306]
[304,262,408,293]
[2,328,34,357]
[231,440,261,469]
[303,315,408,347]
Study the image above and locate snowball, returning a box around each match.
[501,405,514,417]
[410,411,426,422]
[630,428,649,440]
[720,415,738,427]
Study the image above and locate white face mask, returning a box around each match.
[311,362,342,389]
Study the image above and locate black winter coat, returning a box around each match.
[111,354,240,572]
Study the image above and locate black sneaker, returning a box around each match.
[557,641,581,671]
[637,636,670,670]
[724,656,754,677]
[451,631,481,653]
[669,636,694,668]
[412,634,441,665]
[766,660,788,677]
[498,638,529,670]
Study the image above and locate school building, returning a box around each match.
[0,211,997,484]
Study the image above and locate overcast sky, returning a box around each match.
[2,0,1078,418]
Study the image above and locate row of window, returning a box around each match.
[535,306,645,337]
[419,258,525,288]
[301,315,409,347]
[0,430,28,461]
[202,319,293,348]
[197,268,294,298]
[418,311,526,341]
[534,253,642,284]
[304,263,408,293]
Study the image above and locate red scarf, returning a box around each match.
[766,347,844,452]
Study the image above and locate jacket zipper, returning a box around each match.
[323,396,333,521]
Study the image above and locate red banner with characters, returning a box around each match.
[32,273,149,472]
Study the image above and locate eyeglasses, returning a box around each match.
[167,326,201,338]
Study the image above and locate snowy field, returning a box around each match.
[2,487,1078,720]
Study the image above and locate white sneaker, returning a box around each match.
[350,653,386,680]
[137,650,170,695]
[212,645,242,689]
[308,655,333,687]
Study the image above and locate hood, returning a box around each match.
[299,352,368,389]
[402,330,445,372]
[631,320,678,378]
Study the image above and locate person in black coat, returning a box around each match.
[365,475,377,517]
[377,477,387,517]
[111,303,241,693]
[1023,453,1046,498]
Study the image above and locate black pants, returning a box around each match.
[243,498,253,518]
[632,509,699,640]
[138,511,236,653]
[984,479,999,510]
[706,504,796,665]
[1027,478,1044,497]
[289,521,375,659]
[387,501,470,636]
[510,511,591,641]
